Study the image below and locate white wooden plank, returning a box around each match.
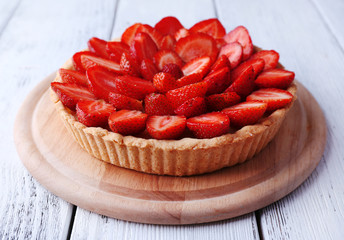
[0,0,21,34]
[0,0,117,238]
[215,0,344,239]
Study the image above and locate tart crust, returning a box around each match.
[50,47,297,176]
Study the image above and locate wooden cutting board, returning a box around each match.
[14,73,326,225]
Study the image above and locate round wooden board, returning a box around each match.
[14,73,327,225]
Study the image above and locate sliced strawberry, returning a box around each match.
[144,93,174,116]
[222,101,267,127]
[174,28,190,41]
[209,55,231,74]
[246,88,293,112]
[219,42,243,69]
[140,59,158,81]
[153,72,177,93]
[108,110,148,135]
[231,58,265,81]
[80,54,122,74]
[121,23,143,46]
[189,18,226,39]
[87,37,110,59]
[215,38,226,49]
[59,68,88,87]
[146,115,186,140]
[203,67,230,95]
[166,81,208,109]
[159,34,176,50]
[114,75,156,100]
[72,51,97,72]
[130,32,158,63]
[154,16,184,36]
[175,33,218,62]
[120,52,141,77]
[161,63,183,79]
[187,112,230,139]
[76,100,115,127]
[137,24,163,49]
[51,82,96,109]
[206,92,241,111]
[176,73,203,87]
[225,65,255,97]
[153,50,183,70]
[181,56,211,77]
[255,69,295,89]
[108,92,143,111]
[223,26,253,60]
[174,97,207,118]
[106,41,130,63]
[248,50,279,71]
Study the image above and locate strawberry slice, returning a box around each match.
[175,33,218,62]
[203,67,230,95]
[181,56,211,77]
[76,100,115,127]
[72,51,97,72]
[174,28,190,41]
[174,97,207,118]
[166,81,208,109]
[189,18,226,39]
[209,55,231,74]
[248,50,279,71]
[215,38,227,49]
[187,112,230,139]
[80,54,122,74]
[87,37,110,59]
[153,50,183,70]
[51,82,96,110]
[222,101,267,127]
[106,41,130,63]
[219,42,243,69]
[140,59,158,81]
[121,23,143,46]
[223,26,253,60]
[144,93,174,116]
[114,75,156,100]
[225,65,255,97]
[154,16,184,36]
[159,34,176,50]
[255,69,295,89]
[231,58,265,81]
[161,63,183,79]
[206,92,241,111]
[137,24,163,49]
[59,68,88,87]
[108,92,143,111]
[108,110,148,135]
[130,32,158,63]
[153,72,177,93]
[246,88,293,112]
[146,115,186,140]
[120,52,141,77]
[176,73,203,87]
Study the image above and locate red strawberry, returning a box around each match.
[108,92,143,111]
[130,32,158,63]
[174,28,190,41]
[51,82,96,109]
[219,42,243,69]
[76,100,115,127]
[153,72,177,93]
[120,52,141,77]
[174,97,207,118]
[153,50,183,70]
[87,37,110,59]
[144,93,174,115]
[121,23,143,46]
[175,33,218,62]
[80,54,122,74]
[206,92,241,111]
[166,81,208,109]
[113,75,156,100]
[140,59,158,81]
[59,68,88,87]
[203,67,230,95]
[72,51,97,72]
[231,58,265,81]
[248,50,279,70]
[176,73,203,87]
[181,56,211,77]
[186,112,230,138]
[106,41,130,63]
[137,24,163,48]
[246,88,293,112]
[189,18,226,39]
[154,16,184,36]
[255,69,295,89]
[222,101,267,127]
[159,34,176,50]
[146,115,186,140]
[225,65,255,97]
[215,38,227,49]
[209,55,231,74]
[161,63,183,79]
[108,110,148,135]
[223,26,253,60]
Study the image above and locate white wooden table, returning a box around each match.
[1,0,343,239]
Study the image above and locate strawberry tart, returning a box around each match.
[50,17,297,176]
